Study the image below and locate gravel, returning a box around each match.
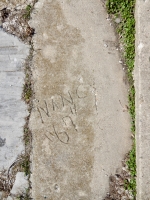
[0,0,35,43]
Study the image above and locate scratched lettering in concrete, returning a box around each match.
[33,85,96,144]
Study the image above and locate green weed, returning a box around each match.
[19,155,31,176]
[17,188,32,200]
[24,5,32,19]
[23,52,33,104]
[21,48,33,200]
[125,140,136,196]
[106,0,136,198]
[23,82,32,103]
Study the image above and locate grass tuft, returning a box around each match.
[106,0,136,198]
[24,5,32,20]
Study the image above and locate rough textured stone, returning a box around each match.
[115,18,121,24]
[30,0,132,199]
[10,172,28,196]
[135,0,150,199]
[0,29,29,171]
[7,196,13,200]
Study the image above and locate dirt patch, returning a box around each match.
[104,157,134,200]
[0,0,36,43]
[0,7,34,43]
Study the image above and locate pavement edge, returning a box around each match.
[135,0,150,199]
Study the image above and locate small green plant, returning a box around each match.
[125,140,136,196]
[17,188,32,200]
[20,155,31,176]
[23,56,33,104]
[24,126,32,146]
[24,5,32,19]
[106,0,136,198]
[21,48,34,200]
[23,82,32,103]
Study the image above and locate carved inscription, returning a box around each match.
[35,85,96,144]
[44,124,69,144]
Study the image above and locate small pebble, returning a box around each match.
[54,184,58,190]
[115,18,121,23]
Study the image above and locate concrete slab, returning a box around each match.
[135,1,150,199]
[0,29,29,171]
[30,0,132,199]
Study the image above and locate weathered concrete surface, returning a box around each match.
[135,1,150,199]
[0,29,29,170]
[30,0,132,199]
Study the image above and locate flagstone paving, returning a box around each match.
[0,29,29,171]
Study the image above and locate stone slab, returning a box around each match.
[10,172,29,196]
[30,0,132,199]
[0,29,29,171]
[135,1,150,199]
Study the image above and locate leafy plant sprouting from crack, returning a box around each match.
[19,47,34,199]
[105,0,136,199]
[24,5,32,19]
